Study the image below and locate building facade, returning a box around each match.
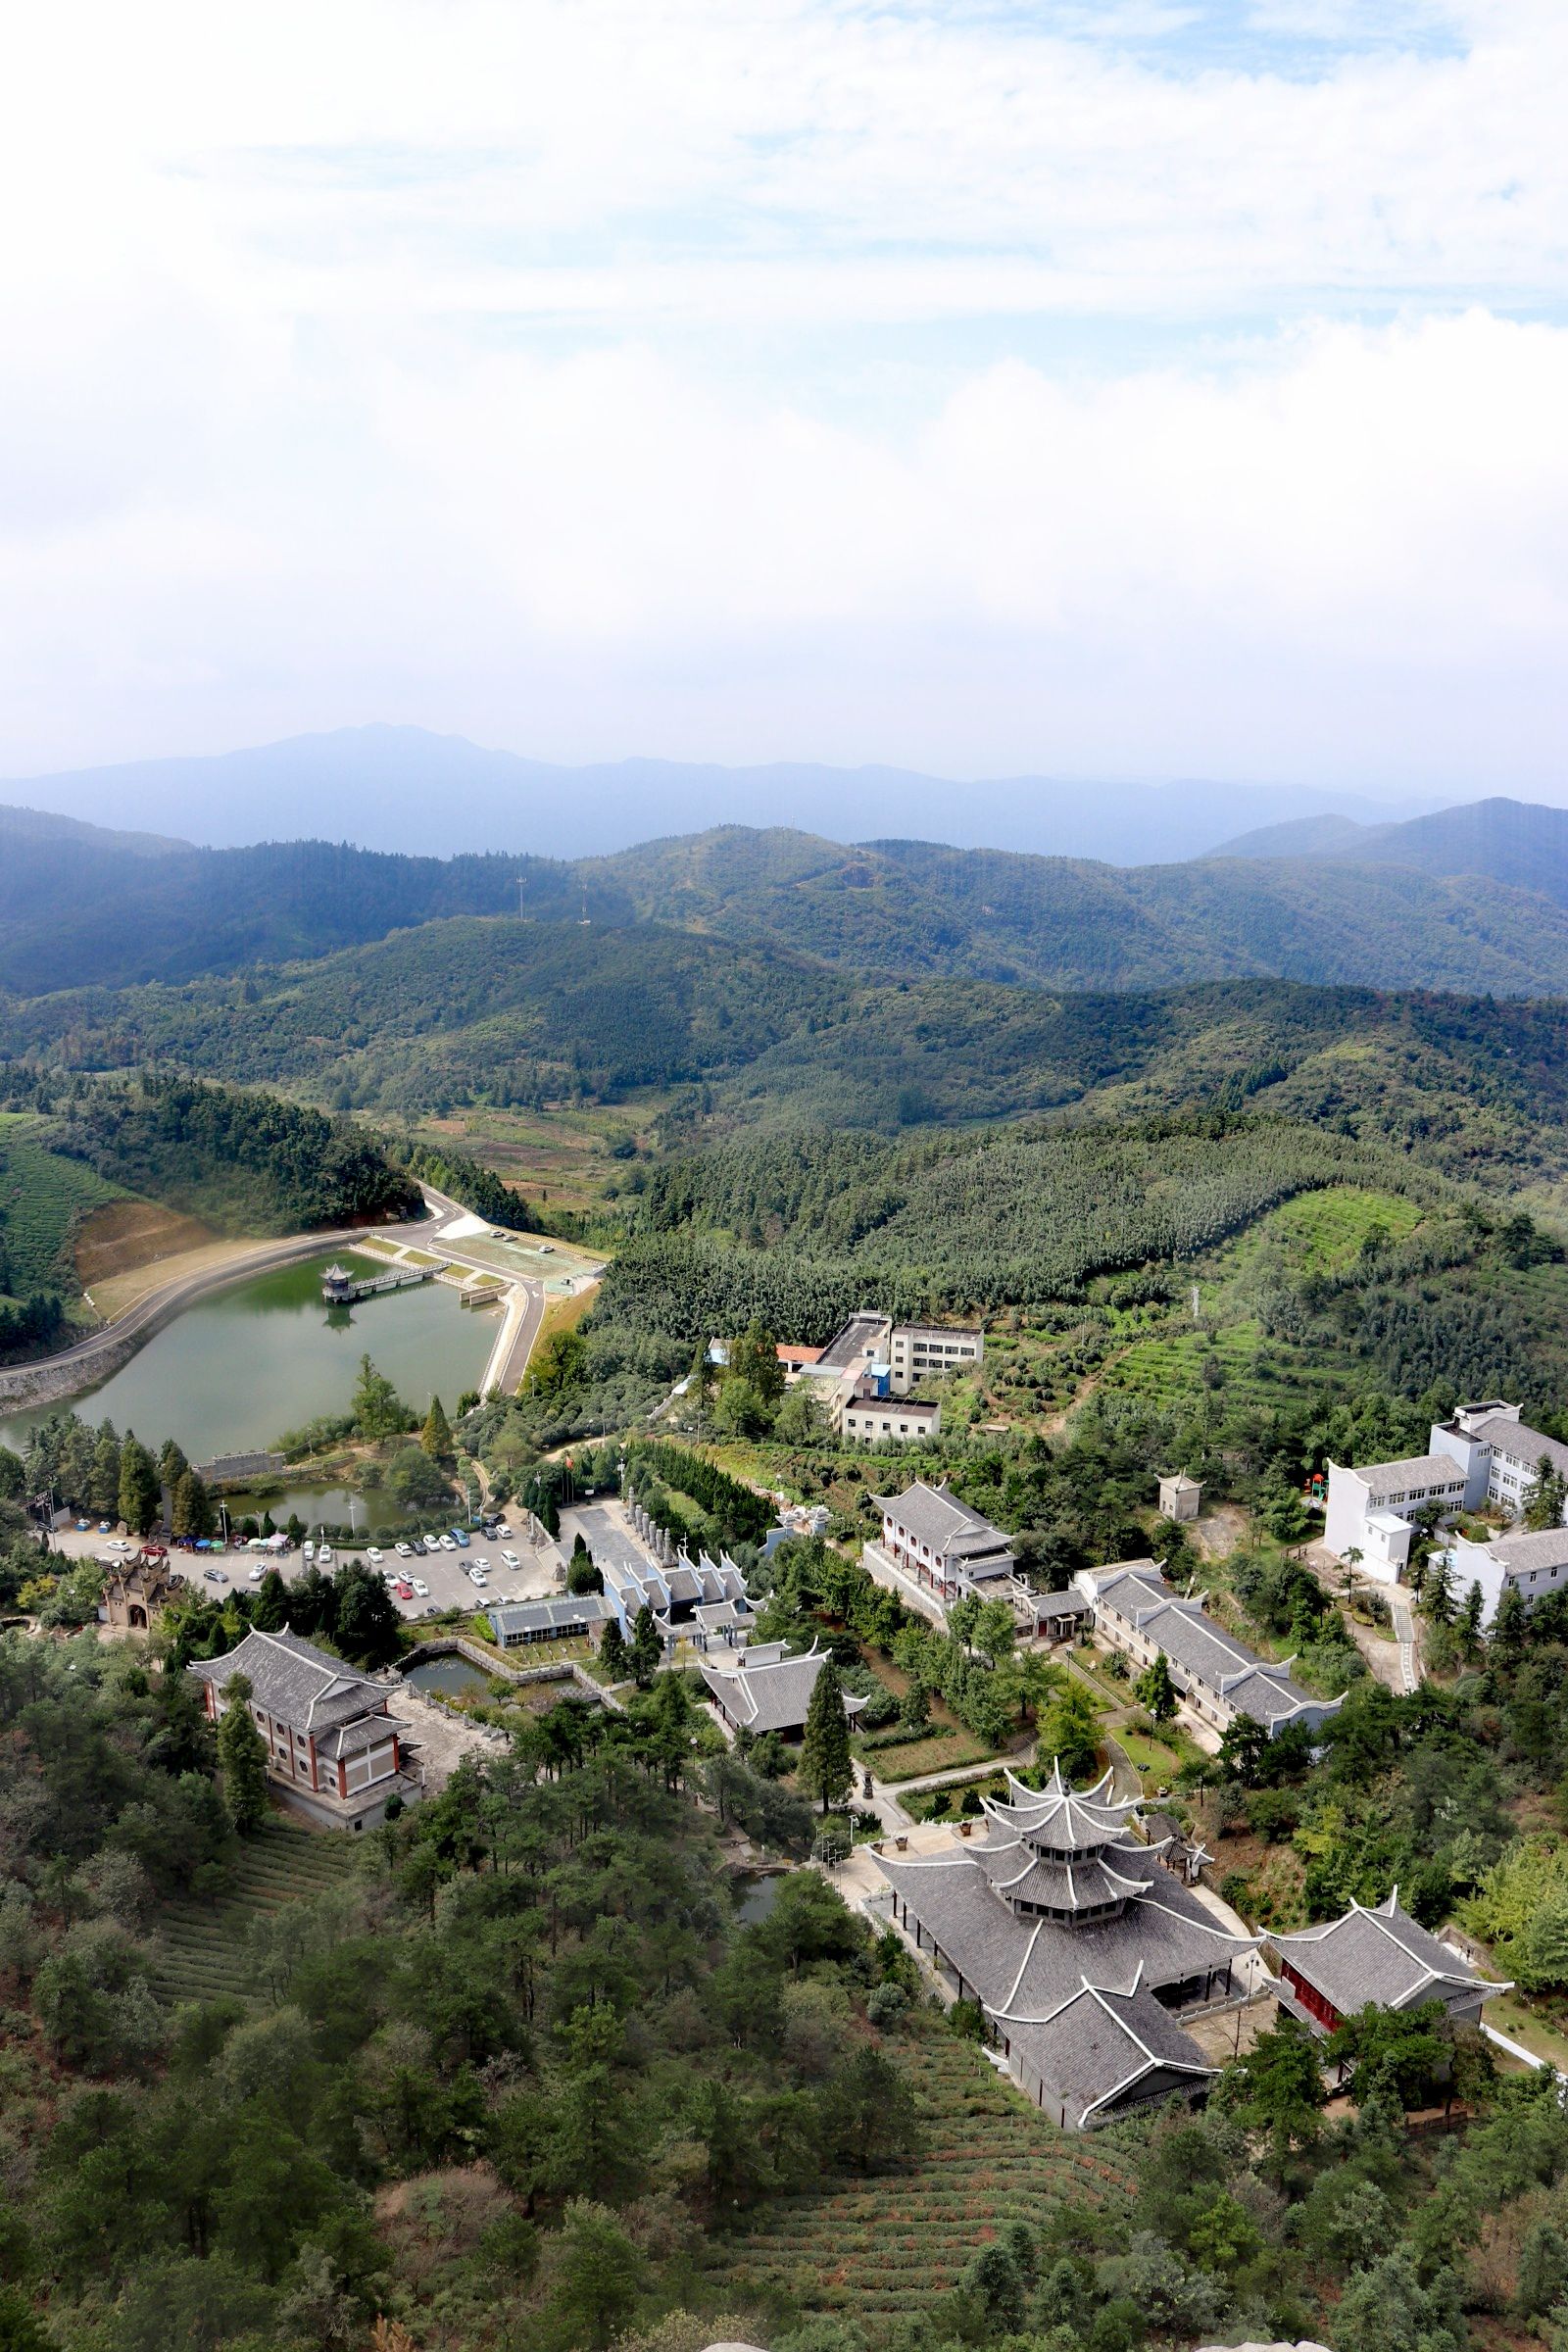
[188,1627,415,1830]
[1444,1524,1568,1628]
[1268,1891,1507,2035]
[1430,1400,1568,1523]
[1323,1452,1468,1579]
[868,1480,1016,1609]
[1075,1563,1343,1740]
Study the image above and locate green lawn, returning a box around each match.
[145,1817,358,2007]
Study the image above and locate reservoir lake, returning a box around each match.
[0,1250,493,1464]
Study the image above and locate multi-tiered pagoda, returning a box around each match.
[875,1763,1256,2130]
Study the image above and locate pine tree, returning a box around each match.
[1135,1651,1177,1723]
[630,1605,662,1690]
[420,1395,454,1462]
[117,1433,161,1536]
[88,1425,122,1519]
[799,1658,853,1816]
[217,1672,270,1833]
[600,1619,630,1680]
[172,1469,216,1541]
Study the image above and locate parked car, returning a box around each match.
[302,1542,315,1563]
[247,1566,265,1584]
[438,1534,457,1552]
[451,1527,470,1548]
[203,1567,225,1584]
[107,1538,133,1554]
[395,1542,412,1559]
[468,1566,488,1587]
[395,1580,414,1600]
[501,1548,521,1570]
[411,1578,428,1597]
[492,1524,512,1540]
[367,1546,384,1565]
[422,1602,439,1617]
[318,1544,333,1567]
[409,1537,427,1556]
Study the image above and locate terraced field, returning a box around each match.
[704,2034,1137,2319]
[145,1818,357,2007]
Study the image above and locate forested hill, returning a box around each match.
[11,803,1568,998]
[1218,795,1568,906]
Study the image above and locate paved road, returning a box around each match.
[483,1278,546,1396]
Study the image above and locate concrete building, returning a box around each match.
[1444,1524,1568,1628]
[188,1628,416,1830]
[1268,1891,1507,2036]
[1323,1452,1467,1580]
[1430,1400,1568,1524]
[875,1766,1256,2130]
[1075,1563,1344,1740]
[868,1480,1016,1608]
[1157,1474,1202,1524]
[840,1396,942,1445]
[486,1594,612,1648]
[799,1310,983,1440]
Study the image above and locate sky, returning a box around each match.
[3,0,1567,797]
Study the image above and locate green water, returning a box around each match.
[0,1250,492,1462]
[403,1655,496,1700]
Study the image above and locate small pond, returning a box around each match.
[731,1871,784,1926]
[402,1654,497,1703]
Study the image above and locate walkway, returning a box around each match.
[1389,1590,1421,1693]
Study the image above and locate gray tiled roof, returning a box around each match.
[700,1644,869,1735]
[1472,1526,1568,1575]
[1270,1894,1509,2014]
[1353,1453,1466,1501]
[320,1711,410,1761]
[870,1480,1012,1564]
[1090,1571,1332,1725]
[1458,1414,1568,1481]
[1088,1563,1172,1616]
[188,1628,390,1734]
[1004,1982,1215,2128]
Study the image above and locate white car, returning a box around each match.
[368,1546,384,1565]
[438,1534,457,1552]
[318,1544,333,1567]
[395,1543,412,1559]
[247,1566,266,1584]
[107,1538,134,1554]
[468,1566,488,1587]
[302,1542,315,1563]
[501,1548,520,1570]
[411,1578,428,1597]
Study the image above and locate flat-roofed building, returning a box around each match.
[841,1396,941,1445]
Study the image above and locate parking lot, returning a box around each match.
[60,1516,567,1626]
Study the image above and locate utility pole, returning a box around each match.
[514,876,529,919]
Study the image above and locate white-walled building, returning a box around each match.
[1430,1400,1568,1524]
[869,1480,1015,1607]
[1323,1453,1467,1580]
[1445,1525,1568,1628]
[1074,1563,1343,1740]
[799,1310,982,1440]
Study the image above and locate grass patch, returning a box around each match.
[145,1818,358,2008]
[867,1732,1004,1783]
[702,2025,1136,2318]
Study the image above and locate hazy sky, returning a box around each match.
[4,1,1567,794]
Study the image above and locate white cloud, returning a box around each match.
[1,0,1567,786]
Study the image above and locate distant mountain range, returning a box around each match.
[0,723,1420,865]
[3,793,1568,1005]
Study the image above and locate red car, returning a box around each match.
[395,1580,414,1601]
